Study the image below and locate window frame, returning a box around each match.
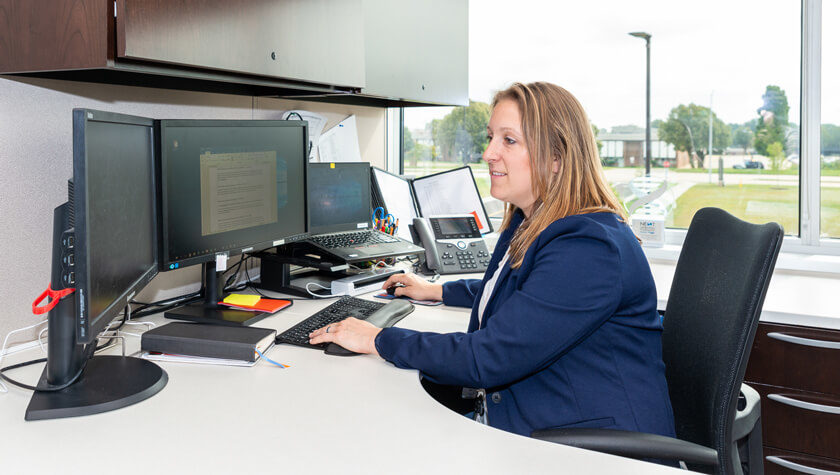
[392,0,840,260]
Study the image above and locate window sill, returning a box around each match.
[644,244,840,277]
[646,247,840,331]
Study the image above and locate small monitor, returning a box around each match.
[308,162,372,235]
[26,109,167,421]
[74,110,159,342]
[370,167,418,242]
[411,166,493,234]
[157,119,309,325]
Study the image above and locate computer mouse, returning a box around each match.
[385,284,405,296]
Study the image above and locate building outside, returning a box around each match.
[599,128,677,167]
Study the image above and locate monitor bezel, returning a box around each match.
[370,166,420,218]
[72,109,159,344]
[410,165,495,234]
[307,162,373,236]
[156,119,309,271]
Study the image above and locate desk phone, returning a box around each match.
[412,215,490,275]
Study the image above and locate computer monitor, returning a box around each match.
[308,162,372,235]
[411,166,494,234]
[157,119,308,325]
[26,109,167,420]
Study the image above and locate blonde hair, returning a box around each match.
[494,82,627,268]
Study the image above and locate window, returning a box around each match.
[400,0,834,253]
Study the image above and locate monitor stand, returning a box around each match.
[165,261,270,326]
[254,251,350,298]
[26,355,168,421]
[27,201,168,420]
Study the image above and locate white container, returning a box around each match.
[631,213,666,248]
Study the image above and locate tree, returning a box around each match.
[658,103,732,168]
[591,123,603,154]
[431,101,491,163]
[403,127,419,167]
[732,125,754,154]
[754,85,790,156]
[822,124,840,156]
[766,141,785,171]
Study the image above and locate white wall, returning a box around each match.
[0,76,386,347]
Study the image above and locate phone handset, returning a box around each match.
[412,217,441,272]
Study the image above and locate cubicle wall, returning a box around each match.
[0,76,386,346]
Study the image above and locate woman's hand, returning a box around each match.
[382,273,443,302]
[309,318,382,355]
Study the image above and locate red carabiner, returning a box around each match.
[32,284,76,315]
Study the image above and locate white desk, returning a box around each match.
[0,289,688,474]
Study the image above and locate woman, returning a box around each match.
[310,82,676,439]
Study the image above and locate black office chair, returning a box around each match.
[532,207,783,474]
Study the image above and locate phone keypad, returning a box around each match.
[438,241,490,273]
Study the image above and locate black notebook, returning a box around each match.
[141,322,276,362]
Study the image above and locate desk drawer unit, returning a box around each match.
[745,322,840,472]
[763,447,840,475]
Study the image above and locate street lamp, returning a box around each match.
[629,31,652,177]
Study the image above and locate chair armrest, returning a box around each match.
[733,383,761,441]
[531,428,718,467]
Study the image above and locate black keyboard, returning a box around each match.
[310,230,399,249]
[276,296,385,349]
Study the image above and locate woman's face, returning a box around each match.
[484,99,537,216]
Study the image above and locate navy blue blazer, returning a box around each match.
[375,210,676,438]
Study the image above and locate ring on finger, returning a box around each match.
[326,325,332,333]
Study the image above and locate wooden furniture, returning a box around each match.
[0,0,468,106]
[745,322,840,473]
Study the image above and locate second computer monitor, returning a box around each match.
[308,162,372,235]
[158,120,309,270]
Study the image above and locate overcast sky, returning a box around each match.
[406,0,839,131]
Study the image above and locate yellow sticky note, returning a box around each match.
[330,162,335,169]
[223,294,261,307]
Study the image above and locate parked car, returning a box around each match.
[733,160,764,169]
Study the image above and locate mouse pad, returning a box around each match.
[374,292,443,306]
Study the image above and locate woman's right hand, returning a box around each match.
[382,273,443,302]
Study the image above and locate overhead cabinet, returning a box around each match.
[0,0,467,106]
[0,0,365,95]
[115,0,365,89]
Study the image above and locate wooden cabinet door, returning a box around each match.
[116,0,365,88]
[0,0,113,72]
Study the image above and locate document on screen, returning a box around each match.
[411,167,492,234]
[199,150,278,236]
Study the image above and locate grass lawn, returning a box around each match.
[822,186,840,238]
[671,184,840,236]
[674,167,840,177]
[670,184,799,232]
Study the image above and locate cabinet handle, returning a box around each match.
[768,394,840,415]
[766,456,840,474]
[768,332,840,350]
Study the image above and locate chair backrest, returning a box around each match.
[663,207,783,474]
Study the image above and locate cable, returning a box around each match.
[0,319,49,393]
[255,348,289,368]
[0,342,94,392]
[305,282,335,299]
[38,327,49,354]
[130,290,202,314]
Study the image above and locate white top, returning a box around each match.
[477,252,509,327]
[0,281,689,474]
